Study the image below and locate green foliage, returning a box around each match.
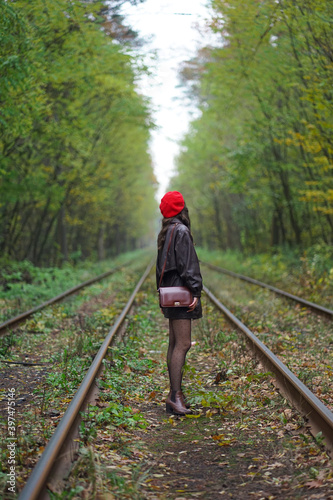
[83,403,148,433]
[0,0,157,265]
[0,248,151,323]
[173,0,333,252]
[46,351,91,394]
[198,245,333,304]
[198,244,333,278]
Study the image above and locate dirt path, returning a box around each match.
[131,341,333,499]
[61,279,333,499]
[134,403,295,499]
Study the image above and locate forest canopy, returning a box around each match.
[173,0,333,253]
[2,0,333,265]
[0,0,156,265]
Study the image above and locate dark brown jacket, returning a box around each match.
[156,218,203,320]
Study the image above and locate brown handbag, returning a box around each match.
[158,223,193,308]
[158,286,193,308]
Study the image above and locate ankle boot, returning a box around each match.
[166,391,192,415]
[167,389,190,409]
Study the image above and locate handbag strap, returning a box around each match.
[158,223,178,288]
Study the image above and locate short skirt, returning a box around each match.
[162,298,202,320]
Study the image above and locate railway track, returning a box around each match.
[201,262,333,413]
[17,260,154,500]
[200,261,333,453]
[2,261,332,498]
[201,266,333,451]
[204,285,333,456]
[0,264,126,336]
[201,261,333,317]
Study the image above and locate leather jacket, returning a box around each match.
[156,218,202,297]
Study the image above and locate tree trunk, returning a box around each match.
[98,225,105,261]
[212,192,224,249]
[59,205,68,262]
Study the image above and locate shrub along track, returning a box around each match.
[47,272,333,499]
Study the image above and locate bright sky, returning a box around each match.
[119,0,212,201]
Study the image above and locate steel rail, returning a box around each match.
[204,284,333,456]
[18,259,154,500]
[0,264,127,335]
[202,261,333,317]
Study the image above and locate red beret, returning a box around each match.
[159,191,185,218]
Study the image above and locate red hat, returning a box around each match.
[159,191,185,218]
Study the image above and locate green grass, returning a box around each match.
[0,249,153,323]
[197,244,333,306]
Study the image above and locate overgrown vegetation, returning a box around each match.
[173,0,333,252]
[0,249,151,323]
[1,264,332,497]
[0,0,156,266]
[58,278,333,498]
[0,253,150,497]
[200,252,333,411]
[197,245,333,306]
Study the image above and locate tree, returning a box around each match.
[0,0,157,264]
[172,0,333,252]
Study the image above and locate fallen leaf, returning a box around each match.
[305,480,323,489]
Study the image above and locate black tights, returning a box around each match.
[167,319,191,393]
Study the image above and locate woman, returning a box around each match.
[156,191,203,415]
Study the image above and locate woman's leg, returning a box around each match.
[168,318,191,393]
[167,319,176,384]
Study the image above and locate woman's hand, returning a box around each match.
[187,296,198,312]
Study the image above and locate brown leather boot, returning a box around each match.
[166,391,192,415]
[167,389,190,409]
